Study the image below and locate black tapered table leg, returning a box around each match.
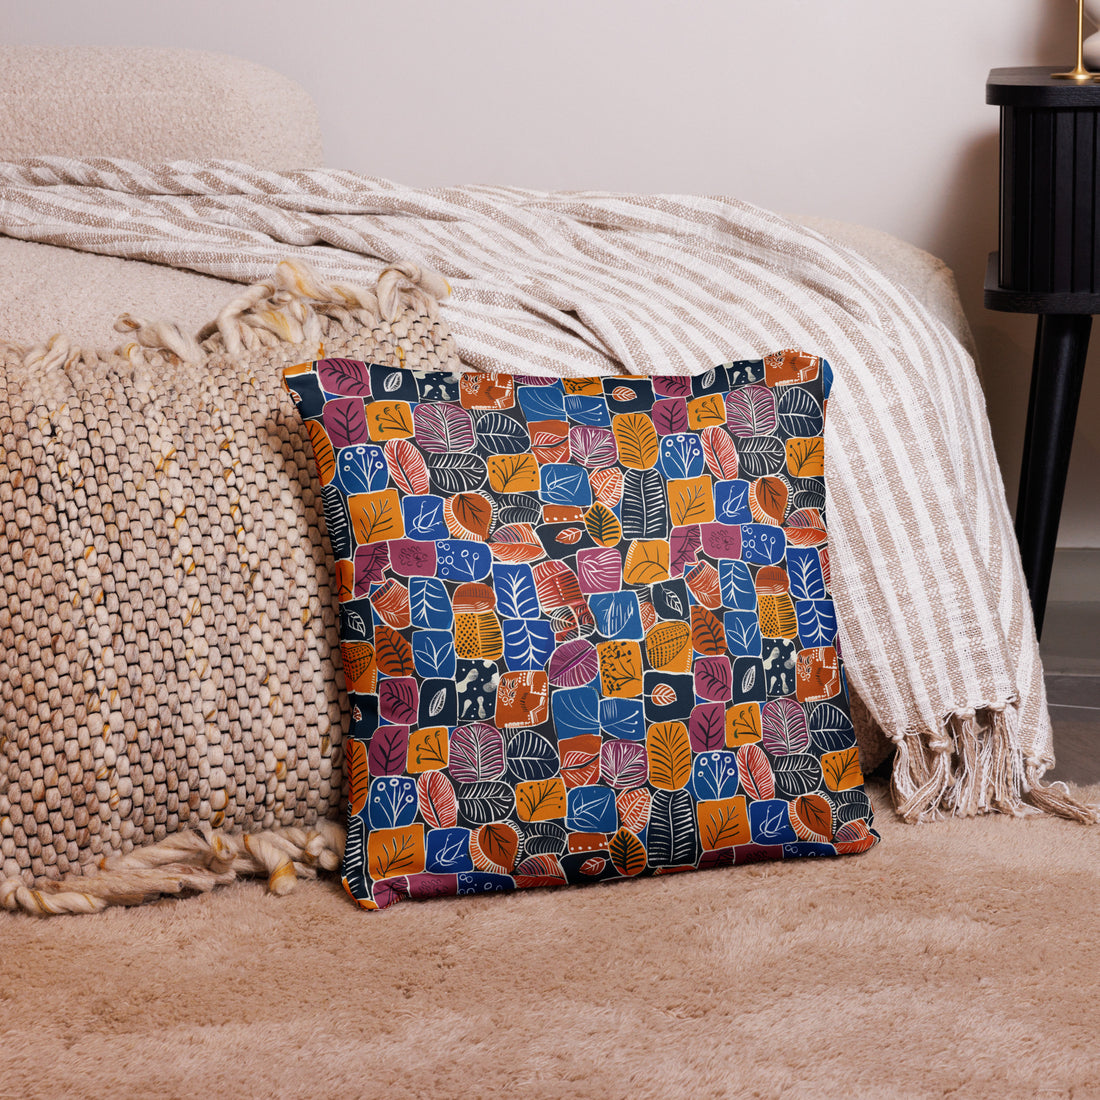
[1014,312,1092,639]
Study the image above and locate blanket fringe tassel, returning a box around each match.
[890,704,1100,825]
[0,821,347,917]
[6,257,452,374]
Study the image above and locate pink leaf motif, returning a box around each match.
[689,702,726,752]
[317,358,372,397]
[448,723,506,783]
[694,656,732,703]
[323,397,370,448]
[378,677,418,725]
[600,740,649,790]
[653,399,689,436]
[579,858,607,876]
[652,376,692,399]
[547,639,599,688]
[416,771,457,830]
[669,526,702,578]
[577,548,621,594]
[406,873,459,900]
[700,425,739,480]
[568,425,618,469]
[368,726,410,777]
[353,543,390,595]
[372,878,408,909]
[725,384,778,438]
[384,439,429,495]
[413,403,475,453]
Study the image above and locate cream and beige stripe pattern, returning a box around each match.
[0,158,1093,824]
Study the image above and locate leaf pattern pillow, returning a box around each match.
[282,351,880,910]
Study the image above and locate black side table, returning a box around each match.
[985,66,1100,638]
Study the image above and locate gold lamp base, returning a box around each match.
[1053,0,1099,79]
[1051,67,1094,80]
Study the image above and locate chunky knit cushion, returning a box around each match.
[0,262,460,899]
[282,350,880,911]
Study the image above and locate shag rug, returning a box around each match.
[3,779,1097,1100]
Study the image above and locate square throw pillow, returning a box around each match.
[282,351,880,910]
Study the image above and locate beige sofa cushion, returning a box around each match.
[0,47,323,168]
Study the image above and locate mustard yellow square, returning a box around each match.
[688,394,726,429]
[488,453,540,493]
[366,401,414,440]
[667,476,714,526]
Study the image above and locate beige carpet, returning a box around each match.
[3,780,1098,1100]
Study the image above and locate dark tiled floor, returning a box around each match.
[1041,602,1100,786]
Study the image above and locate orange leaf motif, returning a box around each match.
[612,413,659,470]
[347,739,371,817]
[646,721,692,790]
[668,476,715,527]
[369,578,411,629]
[700,425,739,480]
[367,825,425,880]
[725,702,762,747]
[584,503,622,547]
[685,562,722,609]
[444,491,494,541]
[305,420,337,486]
[616,788,652,833]
[790,794,833,841]
[650,684,678,708]
[373,625,415,678]
[697,796,751,850]
[471,823,519,874]
[786,437,825,478]
[822,747,864,792]
[488,523,546,564]
[341,641,377,694]
[488,453,540,493]
[691,606,726,656]
[591,467,624,507]
[598,641,643,698]
[623,540,670,585]
[645,621,692,673]
[516,778,568,821]
[608,828,647,877]
[349,489,404,544]
[748,476,789,525]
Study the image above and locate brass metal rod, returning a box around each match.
[1053,0,1092,79]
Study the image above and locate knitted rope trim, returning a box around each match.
[0,821,347,916]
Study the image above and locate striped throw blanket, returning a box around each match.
[0,158,1093,824]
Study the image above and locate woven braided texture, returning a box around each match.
[0,262,460,890]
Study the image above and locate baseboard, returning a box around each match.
[1049,548,1100,604]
